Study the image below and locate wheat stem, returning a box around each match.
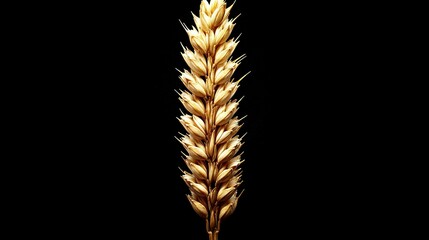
[208,230,219,240]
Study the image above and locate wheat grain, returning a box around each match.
[176,0,248,239]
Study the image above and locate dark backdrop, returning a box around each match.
[22,0,397,239]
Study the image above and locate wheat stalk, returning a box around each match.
[176,0,248,239]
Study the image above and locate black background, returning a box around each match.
[13,0,409,239]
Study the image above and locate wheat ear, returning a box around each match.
[176,0,247,239]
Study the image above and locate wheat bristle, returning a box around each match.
[177,0,247,239]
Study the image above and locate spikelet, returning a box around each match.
[176,0,248,239]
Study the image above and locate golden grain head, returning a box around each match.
[177,0,248,239]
